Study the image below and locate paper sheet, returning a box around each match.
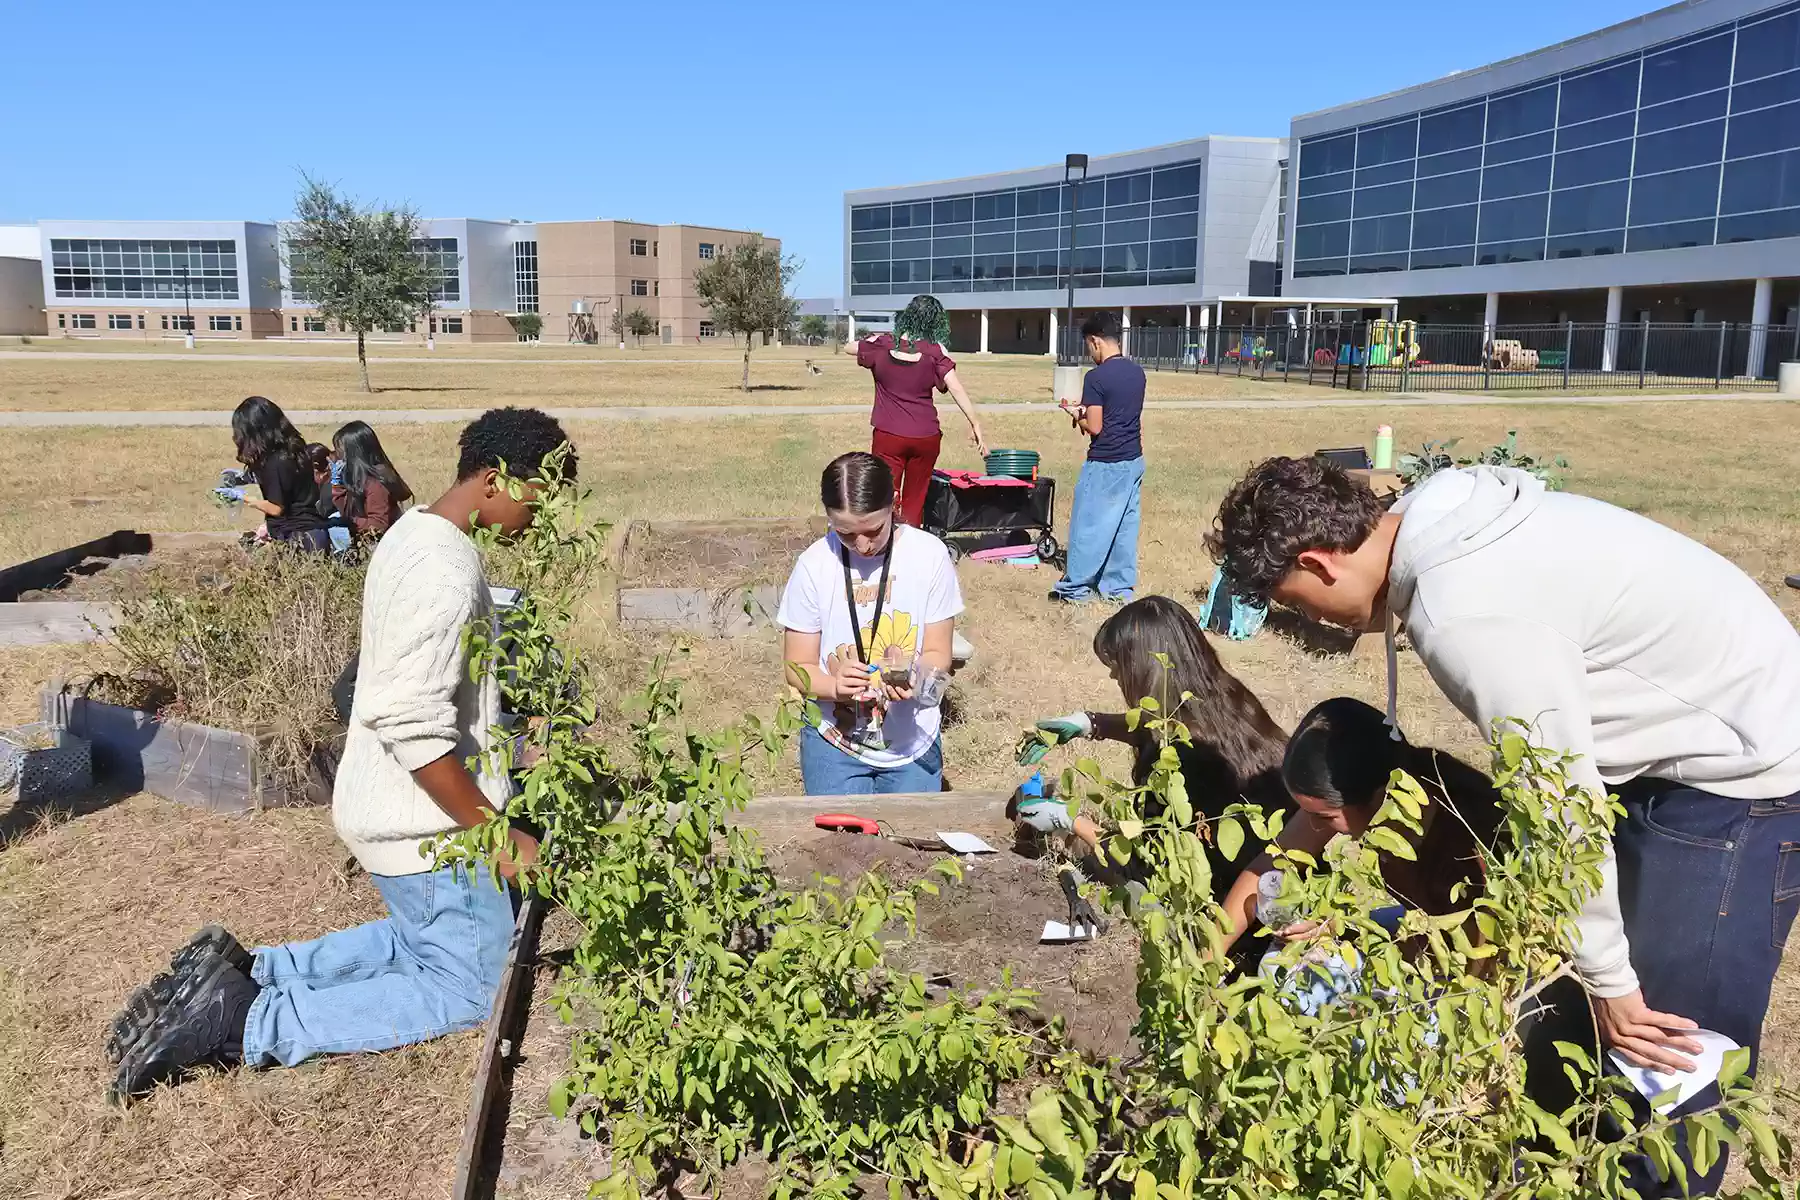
[937,831,996,855]
[1040,920,1096,943]
[1607,1028,1742,1114]
[488,586,521,609]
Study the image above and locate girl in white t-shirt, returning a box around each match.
[778,452,963,795]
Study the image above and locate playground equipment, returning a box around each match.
[1368,319,1420,367]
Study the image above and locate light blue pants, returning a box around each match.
[1053,456,1145,603]
[799,726,943,795]
[241,862,515,1067]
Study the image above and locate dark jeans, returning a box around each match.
[1523,779,1800,1195]
[275,526,332,554]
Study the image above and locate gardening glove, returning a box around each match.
[1008,772,1075,834]
[213,486,246,505]
[1057,864,1105,939]
[1014,711,1093,765]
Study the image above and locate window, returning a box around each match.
[698,243,716,260]
[72,313,95,329]
[1559,60,1641,124]
[699,320,716,337]
[1735,9,1800,82]
[1629,164,1722,225]
[630,279,648,296]
[629,238,648,256]
[56,314,65,328]
[304,316,325,333]
[513,241,539,313]
[1721,148,1800,213]
[440,317,463,334]
[653,280,660,296]
[108,314,132,330]
[1550,181,1629,235]
[50,238,239,301]
[414,238,461,303]
[1640,33,1733,107]
[653,240,659,256]
[171,314,194,330]
[208,314,234,331]
[290,316,298,332]
[137,314,145,330]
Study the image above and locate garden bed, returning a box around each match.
[0,531,245,645]
[616,518,820,636]
[484,791,1140,1197]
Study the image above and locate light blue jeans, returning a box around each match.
[799,726,943,795]
[241,862,515,1068]
[1053,456,1145,602]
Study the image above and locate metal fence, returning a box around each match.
[1066,320,1799,393]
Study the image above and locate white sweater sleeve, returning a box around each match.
[1417,614,1639,998]
[358,582,476,773]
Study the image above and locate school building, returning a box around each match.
[842,0,1800,366]
[30,218,779,344]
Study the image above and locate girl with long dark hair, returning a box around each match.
[1014,595,1291,896]
[1216,696,1504,953]
[231,395,328,551]
[331,420,414,541]
[844,295,987,526]
[777,451,963,794]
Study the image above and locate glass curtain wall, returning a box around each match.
[1293,1,1800,277]
[50,239,240,300]
[849,159,1202,297]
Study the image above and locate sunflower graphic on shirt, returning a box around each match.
[862,611,918,661]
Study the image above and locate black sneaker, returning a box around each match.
[110,948,260,1105]
[105,926,253,1064]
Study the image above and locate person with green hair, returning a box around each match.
[845,294,987,526]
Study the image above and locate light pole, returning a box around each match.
[1062,153,1088,365]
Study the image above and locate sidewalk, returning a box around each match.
[0,392,1783,428]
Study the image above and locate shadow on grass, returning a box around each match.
[1262,608,1362,657]
[0,781,134,848]
[372,386,485,394]
[731,384,809,394]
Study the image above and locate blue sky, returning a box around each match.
[2,0,1660,296]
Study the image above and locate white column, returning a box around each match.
[1182,304,1191,328]
[1198,304,1211,364]
[846,311,855,341]
[979,308,990,354]
[1121,305,1132,356]
[1748,277,1774,378]
[1483,291,1500,332]
[1601,286,1623,372]
[1047,307,1058,357]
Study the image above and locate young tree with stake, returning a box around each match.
[284,176,439,392]
[692,240,799,390]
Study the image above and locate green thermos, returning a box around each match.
[1373,424,1394,470]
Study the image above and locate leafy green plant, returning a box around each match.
[510,312,544,342]
[1398,429,1570,490]
[443,462,1793,1199]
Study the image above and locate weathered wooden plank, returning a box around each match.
[0,530,148,602]
[735,790,1015,843]
[617,584,781,635]
[0,602,120,645]
[40,685,260,814]
[451,890,548,1200]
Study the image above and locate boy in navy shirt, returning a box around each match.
[1051,311,1147,603]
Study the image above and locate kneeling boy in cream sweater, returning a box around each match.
[109,407,573,1100]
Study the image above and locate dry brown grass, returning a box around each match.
[0,345,1313,413]
[0,391,1796,1196]
[0,794,477,1199]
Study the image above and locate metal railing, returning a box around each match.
[1106,320,1798,392]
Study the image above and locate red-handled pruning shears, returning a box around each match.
[814,813,948,851]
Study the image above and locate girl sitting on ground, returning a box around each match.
[778,451,962,795]
[1217,696,1505,956]
[332,420,414,543]
[1013,594,1292,899]
[230,396,329,552]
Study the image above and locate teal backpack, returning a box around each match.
[1199,567,1267,641]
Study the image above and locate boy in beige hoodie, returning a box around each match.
[110,407,572,1101]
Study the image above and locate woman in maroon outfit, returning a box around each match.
[846,294,987,526]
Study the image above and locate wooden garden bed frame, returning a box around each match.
[615,517,820,637]
[0,530,240,646]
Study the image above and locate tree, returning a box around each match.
[692,240,799,390]
[283,176,440,392]
[798,314,830,345]
[625,307,657,347]
[510,312,543,342]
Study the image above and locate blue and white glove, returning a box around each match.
[1014,711,1093,765]
[213,486,247,505]
[1009,772,1076,834]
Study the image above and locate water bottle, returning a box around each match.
[1256,870,1299,930]
[1373,424,1394,470]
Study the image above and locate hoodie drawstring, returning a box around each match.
[1384,603,1403,742]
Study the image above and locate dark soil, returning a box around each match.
[623,520,821,590]
[16,542,250,602]
[766,832,1142,1060]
